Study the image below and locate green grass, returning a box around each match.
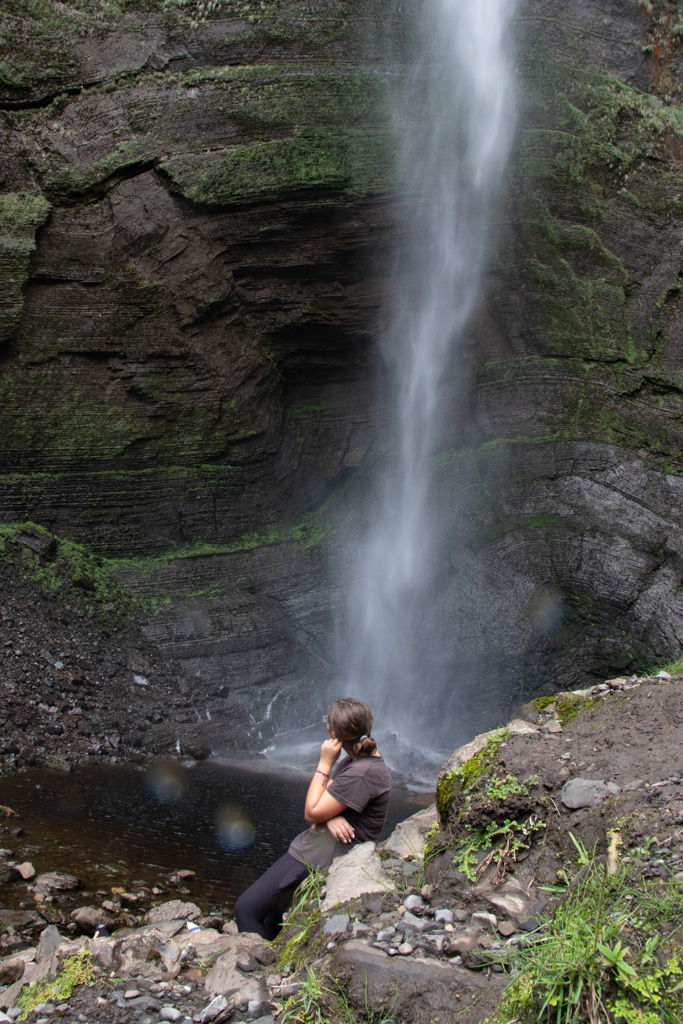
[485,841,683,1024]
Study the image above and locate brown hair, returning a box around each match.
[327,697,378,759]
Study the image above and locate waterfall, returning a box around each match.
[337,0,518,767]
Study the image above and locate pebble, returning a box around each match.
[160,1009,183,1022]
[398,943,413,955]
[403,894,425,912]
[471,912,497,933]
[196,996,228,1023]
[434,908,454,924]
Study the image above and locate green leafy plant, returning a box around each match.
[18,948,95,1020]
[484,846,683,1024]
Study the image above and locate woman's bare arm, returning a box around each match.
[304,736,348,823]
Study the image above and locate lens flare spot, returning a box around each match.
[145,762,184,804]
[216,803,255,851]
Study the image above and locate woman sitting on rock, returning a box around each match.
[234,697,391,940]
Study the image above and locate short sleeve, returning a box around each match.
[327,763,371,813]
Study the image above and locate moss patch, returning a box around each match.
[0,191,51,343]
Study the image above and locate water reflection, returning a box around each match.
[0,760,431,912]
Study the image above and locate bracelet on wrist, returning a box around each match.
[315,768,330,779]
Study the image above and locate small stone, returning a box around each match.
[198,996,228,1023]
[16,863,36,881]
[497,921,517,937]
[160,1009,183,1023]
[656,670,672,680]
[323,914,350,936]
[471,912,497,933]
[397,943,413,955]
[376,927,396,942]
[401,911,427,932]
[403,895,424,913]
[236,953,259,972]
[420,884,434,901]
[361,894,383,915]
[561,778,612,809]
[247,1001,264,1018]
[34,872,80,891]
[454,908,469,922]
[434,909,454,924]
[542,720,563,734]
[124,989,141,999]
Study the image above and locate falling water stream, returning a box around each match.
[337,0,518,770]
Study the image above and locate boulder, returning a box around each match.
[333,941,504,1024]
[204,934,272,999]
[147,900,201,924]
[322,842,395,912]
[71,906,115,937]
[380,805,438,861]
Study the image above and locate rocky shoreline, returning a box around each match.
[1,669,681,1024]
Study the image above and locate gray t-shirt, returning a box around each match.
[288,755,391,868]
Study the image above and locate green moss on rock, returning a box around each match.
[0,191,51,343]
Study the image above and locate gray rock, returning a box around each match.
[434,909,454,924]
[376,927,396,942]
[543,720,563,733]
[247,1000,264,1018]
[470,912,497,934]
[561,779,610,809]
[147,901,201,924]
[397,943,413,955]
[0,958,25,987]
[403,895,425,913]
[34,873,80,891]
[322,843,394,912]
[36,926,64,963]
[444,930,480,955]
[400,911,428,933]
[159,1010,183,1023]
[71,906,115,937]
[198,996,229,1023]
[16,863,35,881]
[333,940,503,1020]
[323,915,350,937]
[379,806,438,861]
[236,953,259,972]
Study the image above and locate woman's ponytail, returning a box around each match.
[327,698,377,759]
[352,734,378,758]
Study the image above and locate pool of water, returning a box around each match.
[0,758,433,914]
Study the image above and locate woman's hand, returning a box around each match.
[326,815,355,844]
[319,736,342,769]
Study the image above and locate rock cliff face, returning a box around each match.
[0,0,682,748]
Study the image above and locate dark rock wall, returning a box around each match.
[0,0,682,744]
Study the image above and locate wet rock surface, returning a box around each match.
[0,0,682,743]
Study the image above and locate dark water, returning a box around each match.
[0,759,432,913]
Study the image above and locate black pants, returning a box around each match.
[234,853,310,941]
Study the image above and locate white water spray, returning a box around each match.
[338,0,518,764]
